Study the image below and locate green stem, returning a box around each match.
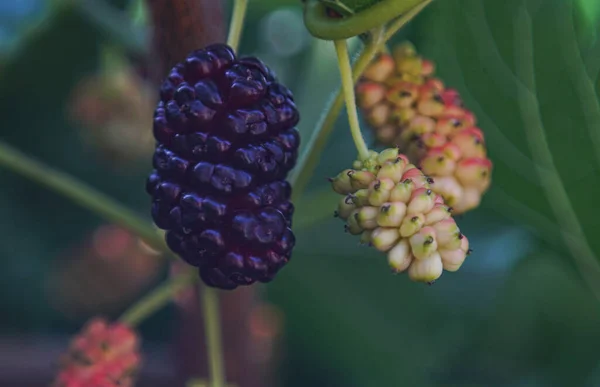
[291,2,430,193]
[201,285,226,387]
[186,379,235,387]
[334,39,369,161]
[128,0,148,27]
[289,91,344,197]
[226,0,249,52]
[0,141,167,253]
[303,0,429,40]
[382,0,433,42]
[289,28,385,198]
[195,2,252,385]
[100,43,127,74]
[119,271,198,327]
[76,0,148,56]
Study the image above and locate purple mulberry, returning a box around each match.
[147,44,300,290]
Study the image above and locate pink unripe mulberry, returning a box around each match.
[53,318,141,387]
[356,41,492,214]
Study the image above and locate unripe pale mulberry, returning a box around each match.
[356,42,492,214]
[330,148,472,283]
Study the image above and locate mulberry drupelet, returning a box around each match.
[147,44,300,290]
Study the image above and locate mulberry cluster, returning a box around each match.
[147,44,300,290]
[330,148,471,283]
[356,42,492,214]
[53,318,141,387]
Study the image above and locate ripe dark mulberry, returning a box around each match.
[147,44,300,290]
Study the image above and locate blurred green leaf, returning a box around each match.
[0,0,152,333]
[412,1,600,274]
[272,252,520,385]
[442,249,600,386]
[271,206,536,386]
[0,1,47,52]
[577,0,600,26]
[295,186,339,230]
[74,0,148,56]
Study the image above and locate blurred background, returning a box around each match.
[1,0,600,386]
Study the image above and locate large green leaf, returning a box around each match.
[440,249,600,386]
[411,0,600,271]
[271,201,538,386]
[577,0,600,28]
[270,2,600,385]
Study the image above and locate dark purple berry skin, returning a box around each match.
[148,44,300,290]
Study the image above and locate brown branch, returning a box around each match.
[144,2,280,385]
[146,0,226,80]
[174,285,275,387]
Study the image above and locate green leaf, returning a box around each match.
[270,217,537,386]
[577,0,600,26]
[411,0,600,274]
[294,186,340,230]
[443,250,600,385]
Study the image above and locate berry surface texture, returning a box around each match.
[147,44,300,290]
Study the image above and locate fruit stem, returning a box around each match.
[289,27,385,198]
[186,379,236,387]
[334,38,370,161]
[290,0,429,195]
[198,3,251,385]
[382,0,433,43]
[201,285,226,387]
[0,141,168,253]
[226,0,248,52]
[303,0,430,40]
[119,270,198,327]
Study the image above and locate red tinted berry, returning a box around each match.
[148,44,299,289]
[52,318,141,387]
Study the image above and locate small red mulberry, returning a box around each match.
[52,318,141,387]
